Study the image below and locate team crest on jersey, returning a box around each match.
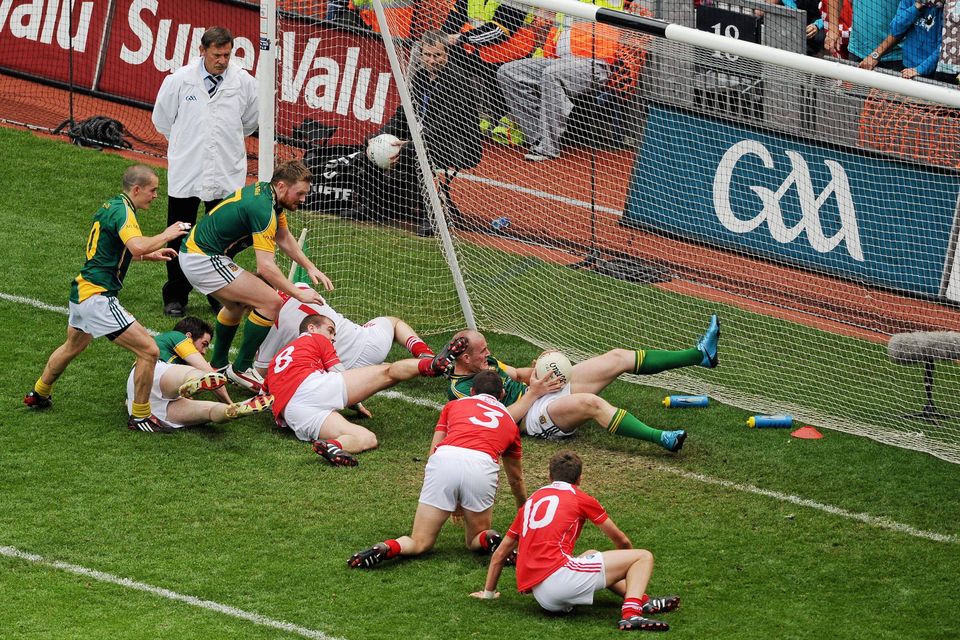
[539,416,547,425]
[228,263,240,272]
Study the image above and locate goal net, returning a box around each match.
[270,0,960,464]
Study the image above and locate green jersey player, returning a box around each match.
[25,165,189,433]
[177,159,333,392]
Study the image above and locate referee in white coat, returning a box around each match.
[152,26,258,317]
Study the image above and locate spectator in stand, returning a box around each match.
[828,0,904,69]
[440,0,536,137]
[821,0,853,57]
[152,26,258,318]
[775,0,828,55]
[936,0,960,81]
[888,0,945,79]
[497,17,621,161]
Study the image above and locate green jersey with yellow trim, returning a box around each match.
[70,193,143,303]
[447,356,527,405]
[154,330,199,365]
[181,182,288,257]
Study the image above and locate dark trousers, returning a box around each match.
[162,195,222,309]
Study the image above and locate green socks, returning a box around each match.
[633,348,702,375]
[607,408,663,445]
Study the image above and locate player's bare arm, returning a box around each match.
[471,533,518,599]
[505,368,563,422]
[253,249,323,303]
[598,517,633,550]
[126,222,188,259]
[429,429,446,456]
[275,226,334,291]
[502,455,526,508]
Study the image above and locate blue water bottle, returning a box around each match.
[663,395,709,408]
[747,415,794,428]
[491,216,511,231]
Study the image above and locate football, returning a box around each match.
[366,133,404,170]
[534,350,573,385]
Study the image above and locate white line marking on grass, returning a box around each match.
[0,292,158,336]
[7,292,956,544]
[648,466,957,544]
[0,546,341,640]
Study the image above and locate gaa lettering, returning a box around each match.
[713,139,864,261]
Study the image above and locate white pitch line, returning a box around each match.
[6,291,956,545]
[0,292,158,336]
[0,546,341,640]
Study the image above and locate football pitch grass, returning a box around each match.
[0,126,958,639]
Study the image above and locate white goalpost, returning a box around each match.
[260,0,960,464]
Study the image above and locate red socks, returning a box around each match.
[622,595,648,619]
[405,336,434,358]
[384,539,401,558]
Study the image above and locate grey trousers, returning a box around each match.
[496,56,608,157]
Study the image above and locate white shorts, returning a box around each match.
[179,252,244,295]
[532,553,607,612]
[524,383,576,440]
[280,371,348,442]
[68,295,134,339]
[125,361,186,429]
[418,445,500,513]
[343,316,394,369]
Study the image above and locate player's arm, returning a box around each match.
[471,533,518,599]
[502,455,526,509]
[597,517,633,550]
[505,368,564,422]
[275,225,334,291]
[429,429,446,456]
[126,223,188,260]
[253,249,323,304]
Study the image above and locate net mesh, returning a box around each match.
[279,0,960,463]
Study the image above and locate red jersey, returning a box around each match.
[507,481,608,592]
[434,394,522,461]
[265,332,341,418]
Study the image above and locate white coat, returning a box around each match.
[152,57,258,201]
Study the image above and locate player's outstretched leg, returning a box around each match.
[696,314,720,368]
[178,371,228,399]
[312,439,359,467]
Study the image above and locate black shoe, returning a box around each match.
[348,542,389,568]
[312,439,359,467]
[618,615,669,632]
[642,596,680,615]
[24,390,52,409]
[127,414,174,434]
[426,336,469,377]
[163,302,185,318]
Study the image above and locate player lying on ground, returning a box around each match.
[154,316,232,403]
[472,450,681,632]
[254,283,437,415]
[24,164,189,433]
[124,363,273,433]
[447,316,721,452]
[264,315,469,466]
[177,159,333,393]
[348,369,561,568]
[123,314,273,432]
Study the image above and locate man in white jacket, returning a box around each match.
[152,26,259,318]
